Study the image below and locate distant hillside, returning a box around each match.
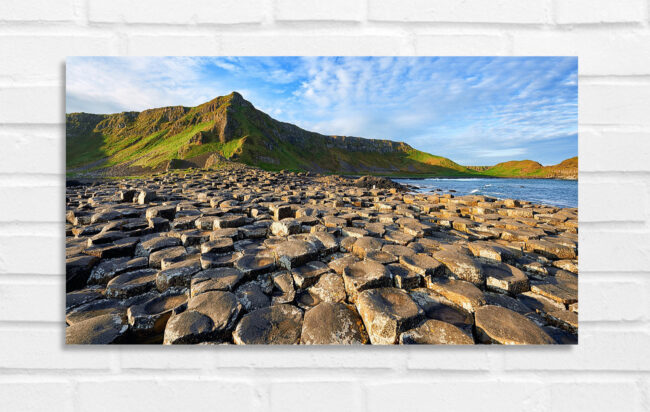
[479,157,578,179]
[66,92,475,177]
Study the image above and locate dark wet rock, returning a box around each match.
[475,305,555,345]
[356,287,424,345]
[233,304,303,345]
[301,302,368,344]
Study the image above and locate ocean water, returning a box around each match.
[393,177,578,208]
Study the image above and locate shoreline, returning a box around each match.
[66,164,578,345]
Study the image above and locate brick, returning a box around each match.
[368,0,548,23]
[548,381,643,411]
[0,281,62,322]
[275,0,363,21]
[0,328,111,369]
[219,34,412,55]
[579,129,650,171]
[407,347,497,370]
[415,34,508,55]
[579,179,647,222]
[0,87,63,124]
[0,127,63,174]
[0,186,63,222]
[88,0,266,24]
[76,379,258,412]
[120,350,215,370]
[0,382,73,412]
[512,31,650,75]
[215,347,404,369]
[270,382,362,412]
[580,83,650,126]
[366,381,547,411]
[505,327,650,370]
[580,231,650,272]
[554,0,645,24]
[126,35,219,55]
[0,35,116,81]
[0,236,62,275]
[580,280,646,321]
[0,0,75,21]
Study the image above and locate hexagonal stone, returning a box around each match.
[127,293,188,341]
[234,251,276,278]
[210,228,240,241]
[191,267,244,297]
[363,250,395,265]
[163,311,214,345]
[236,282,271,312]
[146,205,176,220]
[66,298,125,326]
[164,290,242,344]
[273,240,318,270]
[66,288,103,311]
[200,252,240,269]
[432,250,484,285]
[306,272,346,303]
[213,214,247,229]
[301,302,368,345]
[66,255,99,291]
[88,256,148,285]
[399,253,444,277]
[291,261,330,289]
[135,236,181,257]
[382,244,416,258]
[516,291,565,314]
[351,236,383,258]
[525,238,576,259]
[328,255,358,275]
[156,259,201,292]
[384,230,414,245]
[544,309,578,333]
[66,313,128,344]
[530,276,578,306]
[137,190,156,204]
[149,246,187,269]
[409,288,474,336]
[342,260,393,303]
[270,219,301,237]
[271,271,295,304]
[475,305,555,345]
[399,319,474,345]
[310,231,339,255]
[425,278,486,313]
[200,237,234,254]
[484,291,532,315]
[356,287,424,345]
[387,263,421,289]
[483,262,530,295]
[233,304,303,345]
[105,268,157,299]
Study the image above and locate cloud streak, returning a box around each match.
[66,56,577,165]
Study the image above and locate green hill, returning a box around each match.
[480,157,578,179]
[66,92,475,177]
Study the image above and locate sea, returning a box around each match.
[392,177,578,209]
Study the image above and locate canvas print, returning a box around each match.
[65,57,578,345]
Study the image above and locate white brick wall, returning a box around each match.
[1,0,648,410]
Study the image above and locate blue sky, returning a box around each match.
[66,56,577,165]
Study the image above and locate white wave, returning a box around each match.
[470,189,479,194]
